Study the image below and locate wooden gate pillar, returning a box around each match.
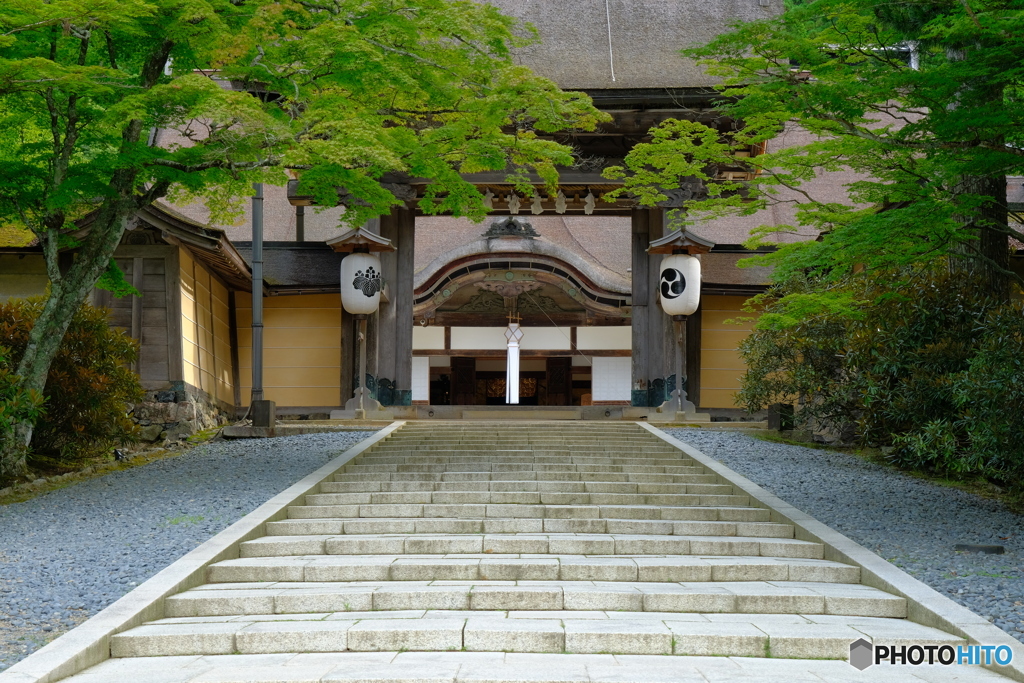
[377,205,415,406]
[630,208,674,406]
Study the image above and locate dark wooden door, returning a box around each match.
[451,357,477,405]
[545,357,572,406]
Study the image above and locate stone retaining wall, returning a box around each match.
[130,382,231,444]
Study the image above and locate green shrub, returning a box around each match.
[0,297,143,469]
[738,269,1023,487]
[952,304,1024,482]
[736,278,858,437]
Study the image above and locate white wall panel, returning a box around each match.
[451,327,507,350]
[591,357,632,401]
[411,356,430,401]
[520,327,572,350]
[577,326,632,350]
[451,326,573,351]
[413,326,445,350]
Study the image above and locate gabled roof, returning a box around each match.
[70,202,255,291]
[135,204,254,292]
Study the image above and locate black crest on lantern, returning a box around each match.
[353,266,382,297]
[660,268,686,300]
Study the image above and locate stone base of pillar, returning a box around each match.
[648,391,710,423]
[251,400,276,428]
[332,387,394,420]
[656,391,697,415]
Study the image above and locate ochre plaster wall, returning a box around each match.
[180,249,235,405]
[0,254,48,301]
[235,293,341,408]
[699,294,758,409]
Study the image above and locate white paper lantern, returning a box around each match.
[340,252,383,315]
[659,254,700,316]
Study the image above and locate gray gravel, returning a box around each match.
[666,428,1024,644]
[0,430,376,672]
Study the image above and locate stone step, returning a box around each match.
[364,453,686,461]
[239,534,823,559]
[306,490,728,505]
[343,464,708,475]
[285,505,783,529]
[112,606,932,658]
[330,472,727,485]
[205,555,858,583]
[372,440,675,445]
[352,454,694,464]
[80,646,1008,683]
[388,429,659,432]
[376,440,679,446]
[376,439,679,445]
[263,517,799,538]
[292,501,770,524]
[370,446,679,450]
[167,580,907,619]
[355,458,694,467]
[386,439,658,443]
[317,481,723,494]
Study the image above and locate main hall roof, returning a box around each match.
[486,0,780,89]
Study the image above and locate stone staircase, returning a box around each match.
[61,422,1008,682]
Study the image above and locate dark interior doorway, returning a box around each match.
[435,356,585,406]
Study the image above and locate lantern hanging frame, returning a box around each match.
[330,227,396,419]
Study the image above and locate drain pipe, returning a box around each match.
[250,183,275,428]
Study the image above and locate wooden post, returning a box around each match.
[686,303,701,407]
[250,183,265,404]
[355,316,368,419]
[377,211,398,405]
[130,257,144,374]
[645,208,671,405]
[376,205,414,406]
[249,182,275,427]
[394,207,414,406]
[630,209,649,406]
[675,316,685,406]
[341,311,355,407]
[631,207,671,406]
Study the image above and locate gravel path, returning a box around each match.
[0,430,376,672]
[665,428,1024,644]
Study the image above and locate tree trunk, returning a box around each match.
[943,45,1011,301]
[949,173,1010,301]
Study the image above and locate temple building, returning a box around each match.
[1,0,867,425]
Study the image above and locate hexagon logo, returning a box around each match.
[849,638,874,670]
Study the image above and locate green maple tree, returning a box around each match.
[0,0,605,472]
[607,0,1024,320]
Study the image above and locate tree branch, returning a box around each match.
[146,157,279,173]
[104,31,118,70]
[136,180,173,208]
